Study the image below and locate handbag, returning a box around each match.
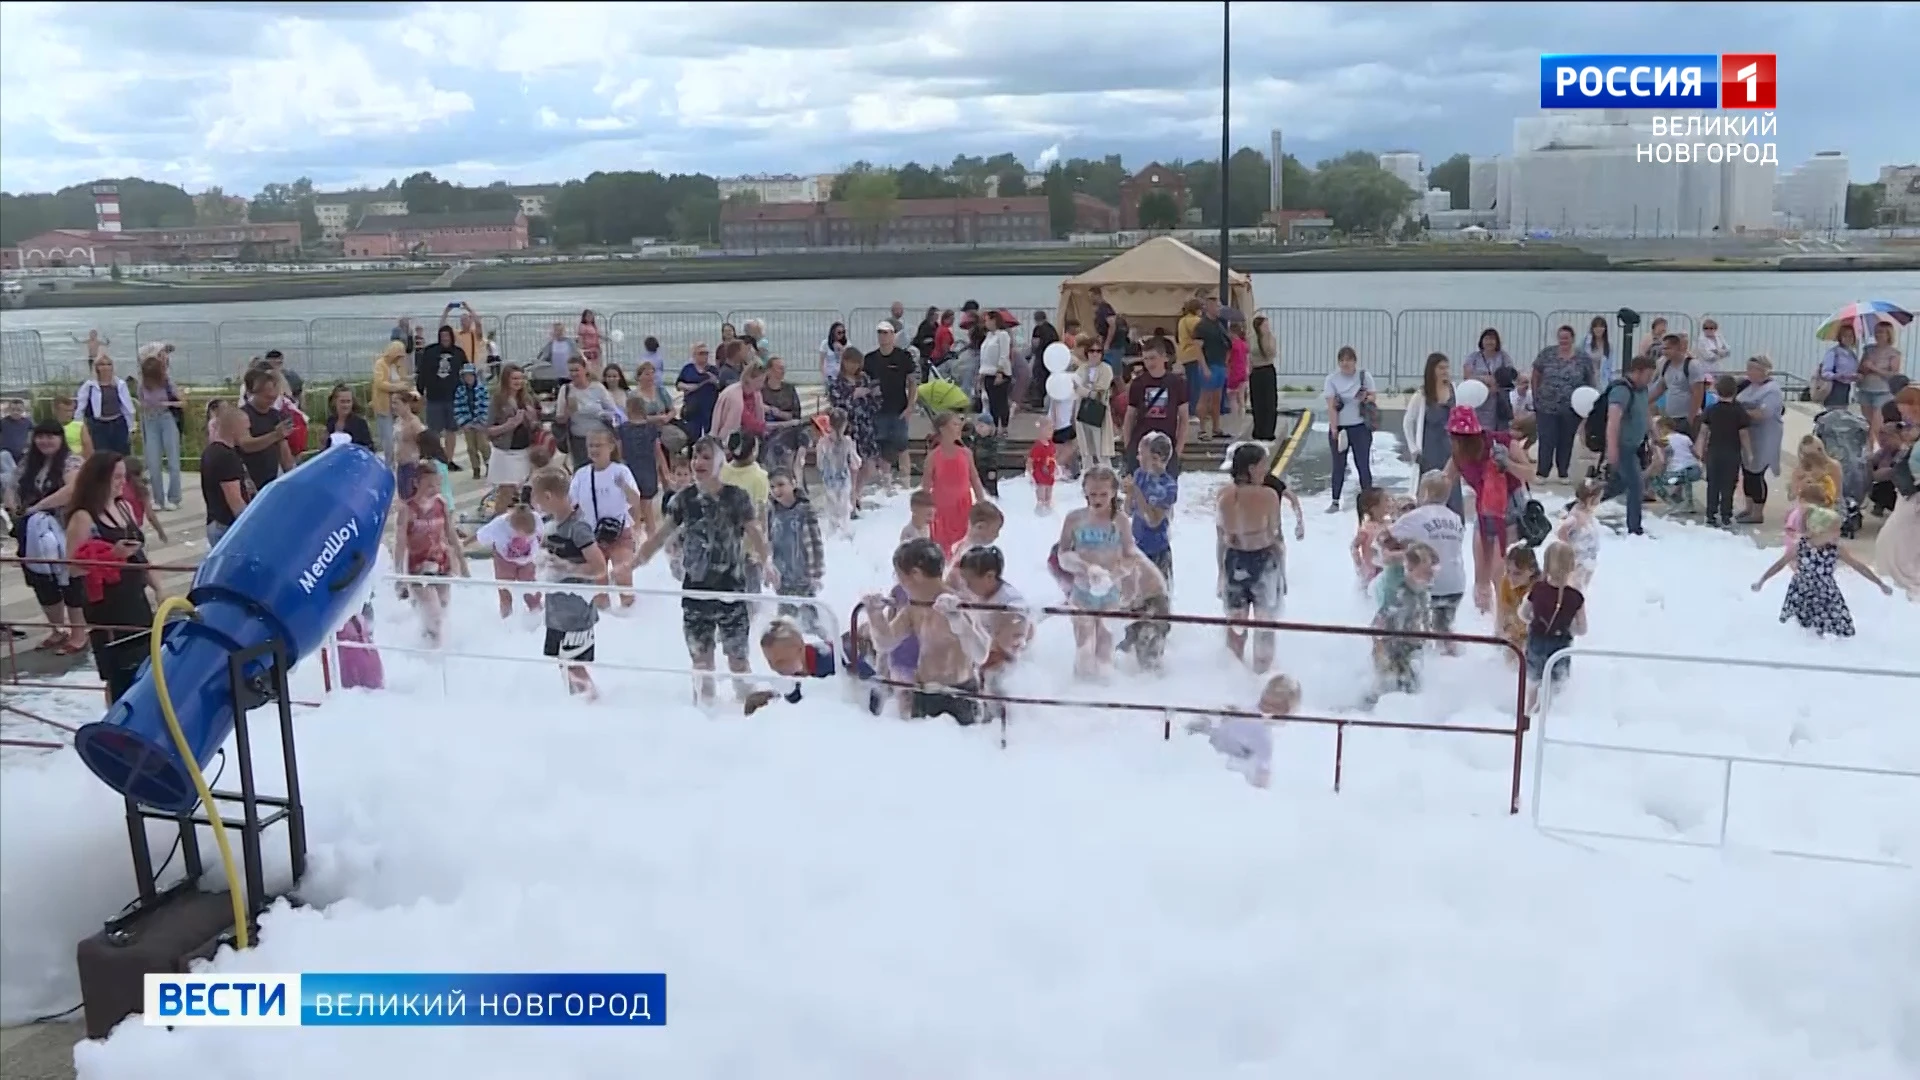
[1077,393,1107,427]
[1359,371,1381,430]
[587,474,625,547]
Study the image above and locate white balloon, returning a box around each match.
[1044,342,1073,370]
[610,328,626,343]
[1454,378,1489,410]
[1046,373,1077,401]
[1570,385,1601,418]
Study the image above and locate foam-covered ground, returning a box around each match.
[4,441,1918,1078]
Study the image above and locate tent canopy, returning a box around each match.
[1057,237,1258,335]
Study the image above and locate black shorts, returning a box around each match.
[1429,592,1463,634]
[873,413,909,456]
[543,625,596,664]
[1052,426,1076,445]
[911,684,981,725]
[1222,547,1280,614]
[683,597,750,661]
[93,634,148,701]
[23,570,86,610]
[423,399,457,434]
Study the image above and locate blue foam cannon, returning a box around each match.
[74,437,394,813]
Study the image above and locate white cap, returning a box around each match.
[875,321,895,333]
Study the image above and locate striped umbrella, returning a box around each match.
[1815,300,1913,342]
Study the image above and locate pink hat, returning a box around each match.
[1445,405,1483,436]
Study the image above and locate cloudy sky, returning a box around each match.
[1,1,1912,196]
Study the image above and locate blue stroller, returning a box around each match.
[1813,408,1871,539]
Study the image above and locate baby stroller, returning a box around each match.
[1813,408,1870,539]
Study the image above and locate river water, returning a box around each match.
[4,269,1915,386]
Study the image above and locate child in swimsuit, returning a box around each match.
[1055,465,1133,676]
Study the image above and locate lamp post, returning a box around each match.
[1219,0,1232,302]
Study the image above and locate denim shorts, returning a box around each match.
[873,412,909,456]
[1525,633,1573,683]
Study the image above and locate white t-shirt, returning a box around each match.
[476,514,538,565]
[1664,432,1699,474]
[979,330,1012,378]
[1322,368,1373,428]
[1389,503,1467,598]
[1047,392,1076,433]
[568,462,637,528]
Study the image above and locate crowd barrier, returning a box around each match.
[1529,646,1920,869]
[6,306,1907,393]
[850,596,1532,814]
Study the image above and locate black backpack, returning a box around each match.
[1583,380,1630,454]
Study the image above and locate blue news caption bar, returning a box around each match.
[302,972,667,1026]
[1540,53,1720,109]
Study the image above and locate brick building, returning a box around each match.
[720,194,1117,251]
[1,222,303,268]
[1118,162,1189,229]
[343,210,530,258]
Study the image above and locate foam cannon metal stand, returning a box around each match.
[72,638,308,1040]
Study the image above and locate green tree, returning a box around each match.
[724,189,762,207]
[1845,183,1885,230]
[1137,190,1180,230]
[1428,153,1470,211]
[1044,165,1076,237]
[1279,154,1318,211]
[195,186,245,225]
[1318,150,1380,171]
[669,194,720,243]
[842,171,899,248]
[1314,166,1416,235]
[827,161,875,202]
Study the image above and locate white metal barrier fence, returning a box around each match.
[1529,647,1920,869]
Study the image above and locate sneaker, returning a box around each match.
[1326,499,1341,514]
[447,461,463,472]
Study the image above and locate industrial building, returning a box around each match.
[1499,111,1774,236]
[1773,152,1849,233]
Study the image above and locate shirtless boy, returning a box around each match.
[1217,442,1285,672]
[1113,549,1172,672]
[862,538,994,725]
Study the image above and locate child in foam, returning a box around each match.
[1188,674,1302,790]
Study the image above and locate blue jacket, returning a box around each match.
[452,366,490,428]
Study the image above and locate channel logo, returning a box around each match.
[144,974,301,1027]
[1540,53,1776,110]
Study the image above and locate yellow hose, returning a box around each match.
[148,596,249,950]
[1269,409,1314,480]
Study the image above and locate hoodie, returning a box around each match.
[452,365,491,428]
[766,492,824,594]
[372,341,410,414]
[416,328,467,403]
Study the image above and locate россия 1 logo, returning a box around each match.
[1539,53,1776,110]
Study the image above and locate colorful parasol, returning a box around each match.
[1815,300,1912,342]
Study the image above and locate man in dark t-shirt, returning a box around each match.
[1121,344,1190,473]
[863,324,919,481]
[236,368,294,493]
[414,325,467,469]
[200,403,256,543]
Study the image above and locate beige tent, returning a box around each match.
[1057,237,1258,335]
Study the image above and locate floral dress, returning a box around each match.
[1780,538,1854,637]
[827,372,879,459]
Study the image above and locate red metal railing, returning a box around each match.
[850,598,1531,815]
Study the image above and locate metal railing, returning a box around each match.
[849,596,1532,813]
[1529,646,1920,869]
[4,306,1910,393]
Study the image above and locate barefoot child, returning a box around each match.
[1556,479,1603,590]
[618,392,670,540]
[814,409,861,535]
[1190,674,1301,789]
[1387,470,1465,648]
[530,467,604,698]
[1056,465,1134,677]
[953,543,1031,722]
[1217,443,1285,672]
[901,488,935,543]
[1128,431,1179,583]
[569,426,647,609]
[1027,434,1059,515]
[743,616,842,714]
[924,411,988,556]
[862,538,994,724]
[766,469,826,636]
[395,456,471,645]
[477,503,541,617]
[1522,541,1588,708]
[1495,542,1539,664]
[1350,487,1392,590]
[944,501,1005,590]
[1113,549,1173,672]
[1370,541,1435,701]
[1752,504,1892,637]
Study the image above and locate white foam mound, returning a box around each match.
[5,468,1918,1078]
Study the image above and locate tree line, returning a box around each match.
[7,150,1892,251]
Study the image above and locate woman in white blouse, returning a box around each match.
[75,353,137,456]
[978,309,1014,429]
